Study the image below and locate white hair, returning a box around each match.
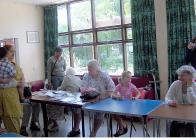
[65,67,76,76]
[176,65,196,79]
[87,59,101,71]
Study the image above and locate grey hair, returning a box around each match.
[87,59,101,71]
[66,67,76,75]
[176,65,196,79]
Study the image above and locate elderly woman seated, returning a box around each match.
[165,65,196,137]
[67,59,115,137]
[57,67,82,92]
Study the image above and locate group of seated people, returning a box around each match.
[0,45,196,137]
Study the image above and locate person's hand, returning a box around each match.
[111,93,123,100]
[48,81,53,89]
[80,87,96,94]
[0,128,6,133]
[168,100,177,107]
[131,97,136,100]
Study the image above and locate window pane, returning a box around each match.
[70,1,92,31]
[127,28,132,39]
[97,29,122,42]
[58,6,68,32]
[124,0,131,24]
[73,46,94,74]
[62,47,70,67]
[73,33,93,44]
[95,0,121,27]
[126,43,134,74]
[98,44,123,75]
[58,35,69,46]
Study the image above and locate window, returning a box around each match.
[72,46,94,74]
[124,0,131,24]
[97,29,122,42]
[58,6,68,32]
[62,47,70,67]
[126,43,134,74]
[97,44,123,75]
[58,0,133,75]
[70,1,92,31]
[73,32,93,45]
[95,0,121,27]
[126,28,132,40]
[58,35,69,46]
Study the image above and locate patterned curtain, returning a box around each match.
[44,5,58,77]
[131,0,159,78]
[167,0,196,85]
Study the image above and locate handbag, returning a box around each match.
[80,91,100,100]
[23,86,32,98]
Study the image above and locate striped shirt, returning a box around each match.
[0,57,16,87]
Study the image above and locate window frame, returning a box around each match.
[57,0,133,75]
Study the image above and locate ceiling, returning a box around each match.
[7,0,74,6]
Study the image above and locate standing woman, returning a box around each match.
[0,45,22,133]
[47,47,66,131]
[185,37,196,69]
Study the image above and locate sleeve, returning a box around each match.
[187,86,196,104]
[47,58,52,82]
[185,48,192,64]
[81,73,89,88]
[165,81,177,104]
[131,84,139,93]
[7,64,16,78]
[63,58,66,71]
[58,76,68,90]
[104,73,115,92]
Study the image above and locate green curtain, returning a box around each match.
[44,5,58,77]
[167,0,196,85]
[131,0,159,78]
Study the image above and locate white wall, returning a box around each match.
[0,0,44,82]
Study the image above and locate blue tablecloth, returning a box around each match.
[0,133,22,137]
[83,98,163,117]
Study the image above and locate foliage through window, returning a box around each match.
[57,0,133,75]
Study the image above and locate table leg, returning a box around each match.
[109,114,113,137]
[106,114,110,137]
[41,103,48,137]
[153,119,156,137]
[142,117,145,137]
[89,112,92,136]
[81,109,85,137]
[71,108,74,130]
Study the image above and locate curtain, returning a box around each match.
[167,0,196,85]
[131,0,159,78]
[44,5,58,77]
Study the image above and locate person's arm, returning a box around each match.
[99,74,115,100]
[165,81,178,106]
[0,78,12,84]
[47,58,53,88]
[111,85,123,99]
[187,86,196,104]
[63,58,66,71]
[133,87,141,99]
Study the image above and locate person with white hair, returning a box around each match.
[165,65,196,105]
[67,59,115,137]
[57,67,82,92]
[165,65,196,137]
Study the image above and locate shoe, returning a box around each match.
[114,126,128,137]
[67,129,80,137]
[30,122,40,131]
[20,128,28,137]
[48,121,59,132]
